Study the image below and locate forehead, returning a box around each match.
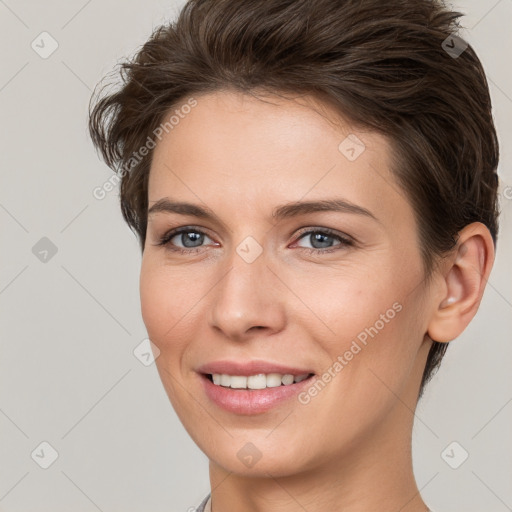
[148,90,412,230]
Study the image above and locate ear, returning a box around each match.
[427,222,495,343]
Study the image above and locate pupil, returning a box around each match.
[183,231,203,247]
[311,232,332,248]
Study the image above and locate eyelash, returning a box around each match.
[155,226,354,255]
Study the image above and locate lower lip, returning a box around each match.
[199,373,315,415]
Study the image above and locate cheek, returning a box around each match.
[290,261,424,387]
[285,264,402,345]
[139,258,192,348]
[139,258,204,412]
[139,256,219,357]
[295,280,424,438]
[139,262,167,341]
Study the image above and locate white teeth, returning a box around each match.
[210,372,311,389]
[247,374,267,389]
[266,373,283,388]
[229,376,247,388]
[281,374,294,385]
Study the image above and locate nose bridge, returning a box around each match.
[209,243,286,339]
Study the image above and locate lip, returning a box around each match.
[196,359,315,376]
[196,360,316,415]
[199,373,316,415]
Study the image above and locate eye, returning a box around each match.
[155,226,353,255]
[293,228,353,253]
[156,227,215,253]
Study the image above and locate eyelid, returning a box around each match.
[295,226,352,238]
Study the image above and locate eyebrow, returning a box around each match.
[147,197,379,223]
[272,198,378,223]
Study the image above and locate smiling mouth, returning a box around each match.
[203,372,315,390]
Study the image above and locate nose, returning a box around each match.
[208,250,287,342]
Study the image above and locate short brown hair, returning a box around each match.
[88,0,500,396]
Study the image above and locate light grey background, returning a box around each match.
[0,1,510,511]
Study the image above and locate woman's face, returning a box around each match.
[140,90,436,476]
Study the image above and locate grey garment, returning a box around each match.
[196,493,211,512]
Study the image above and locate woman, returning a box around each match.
[88,0,499,510]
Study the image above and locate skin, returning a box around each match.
[139,90,494,512]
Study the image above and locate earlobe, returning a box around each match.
[427,222,495,343]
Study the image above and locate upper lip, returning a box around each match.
[197,360,315,376]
